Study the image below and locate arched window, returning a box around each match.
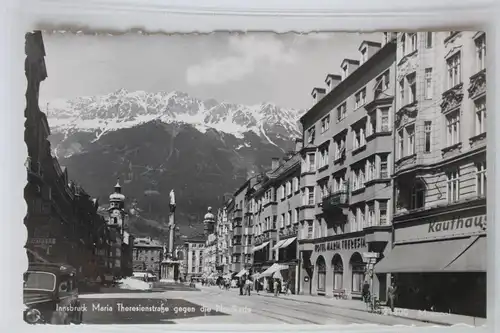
[316,256,326,292]
[350,252,366,293]
[332,254,344,291]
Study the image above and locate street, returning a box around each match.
[78,287,434,325]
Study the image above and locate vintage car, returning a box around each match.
[23,263,83,325]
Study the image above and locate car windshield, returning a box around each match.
[24,272,56,291]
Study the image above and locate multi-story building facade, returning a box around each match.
[24,31,115,284]
[185,237,206,279]
[230,180,255,274]
[251,142,302,293]
[216,204,233,274]
[132,237,164,276]
[174,244,187,279]
[374,31,487,317]
[298,35,397,300]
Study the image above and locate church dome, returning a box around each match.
[203,207,215,221]
[109,192,126,201]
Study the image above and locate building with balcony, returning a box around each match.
[132,237,164,276]
[298,34,397,300]
[216,203,233,275]
[251,142,302,293]
[373,31,487,318]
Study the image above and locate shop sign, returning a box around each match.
[28,238,56,245]
[427,215,487,234]
[314,237,366,252]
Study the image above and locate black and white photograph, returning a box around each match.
[23,30,487,326]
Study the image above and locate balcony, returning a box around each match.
[232,225,242,236]
[233,209,243,220]
[322,191,349,213]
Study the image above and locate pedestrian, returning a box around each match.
[255,279,261,294]
[239,277,245,295]
[245,278,252,296]
[283,280,289,295]
[273,278,279,297]
[388,280,397,312]
[362,280,371,304]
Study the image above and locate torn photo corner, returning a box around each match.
[23,30,486,327]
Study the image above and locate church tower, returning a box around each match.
[108,178,126,228]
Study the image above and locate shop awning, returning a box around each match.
[236,269,248,277]
[374,237,474,274]
[252,241,270,253]
[279,237,297,249]
[259,263,289,278]
[272,240,286,250]
[443,236,486,272]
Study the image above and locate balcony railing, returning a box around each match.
[234,209,243,219]
[322,190,349,212]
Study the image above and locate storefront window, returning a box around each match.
[350,252,366,294]
[332,254,344,290]
[316,256,326,292]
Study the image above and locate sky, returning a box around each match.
[40,31,384,110]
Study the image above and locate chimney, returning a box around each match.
[311,87,326,105]
[325,74,341,92]
[340,59,360,80]
[294,138,303,152]
[358,41,382,64]
[271,157,280,170]
[383,32,397,45]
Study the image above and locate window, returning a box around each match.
[447,170,460,203]
[367,204,375,227]
[307,153,316,172]
[337,103,347,122]
[475,34,486,71]
[351,257,365,293]
[380,155,388,178]
[307,221,313,239]
[360,47,367,64]
[321,115,330,133]
[293,177,299,192]
[334,137,346,160]
[355,88,366,109]
[280,185,285,199]
[401,33,406,55]
[379,201,388,225]
[333,175,345,192]
[352,168,365,191]
[397,129,404,159]
[379,107,390,132]
[476,161,486,197]
[318,146,329,169]
[375,70,390,97]
[399,79,405,105]
[475,97,486,135]
[446,110,460,146]
[287,211,292,226]
[367,113,376,137]
[332,256,343,291]
[306,186,315,205]
[341,64,348,80]
[447,52,461,88]
[307,127,316,144]
[424,68,433,99]
[408,33,417,52]
[366,157,375,182]
[424,121,432,153]
[411,181,426,209]
[352,127,366,150]
[317,258,326,292]
[407,72,416,104]
[294,208,299,224]
[406,125,415,155]
[280,214,284,228]
[426,32,433,48]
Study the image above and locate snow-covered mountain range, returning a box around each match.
[45,89,304,149]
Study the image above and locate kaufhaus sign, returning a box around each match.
[396,213,487,243]
[428,215,487,233]
[314,237,366,252]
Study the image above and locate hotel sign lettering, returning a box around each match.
[428,215,487,234]
[314,237,366,252]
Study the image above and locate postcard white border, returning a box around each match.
[0,0,497,332]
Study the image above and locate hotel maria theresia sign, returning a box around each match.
[314,237,366,252]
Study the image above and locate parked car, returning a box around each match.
[23,263,83,325]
